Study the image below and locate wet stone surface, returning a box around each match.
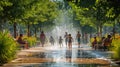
[22,62,109,67]
[2,45,118,67]
[33,50,95,58]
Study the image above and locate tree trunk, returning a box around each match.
[40,26,42,32]
[27,22,30,37]
[14,22,17,38]
[113,22,115,39]
[75,0,78,4]
[34,28,37,38]
[99,24,102,38]
[0,20,3,32]
[96,26,99,37]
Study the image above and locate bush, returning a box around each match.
[111,38,120,60]
[0,31,18,65]
[23,36,37,47]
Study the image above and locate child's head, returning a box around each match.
[107,35,111,38]
[69,34,71,36]
[94,37,96,39]
[65,32,67,34]
[41,31,44,33]
[20,34,23,37]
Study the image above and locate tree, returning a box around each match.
[22,0,58,37]
[0,0,58,38]
[0,0,37,38]
[67,0,120,37]
[0,0,12,31]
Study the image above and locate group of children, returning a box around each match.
[49,31,81,49]
[92,35,112,51]
[16,30,113,51]
[39,31,82,49]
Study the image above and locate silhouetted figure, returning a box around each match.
[76,31,81,47]
[49,36,55,45]
[104,35,112,51]
[64,32,68,47]
[68,34,73,49]
[98,37,106,50]
[92,37,97,50]
[59,36,63,47]
[17,34,28,49]
[40,31,46,47]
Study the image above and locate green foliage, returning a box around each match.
[81,25,96,33]
[79,0,96,8]
[0,0,12,13]
[22,0,58,22]
[23,35,37,47]
[0,0,58,23]
[111,38,120,60]
[0,0,58,37]
[35,0,58,22]
[106,8,115,19]
[0,31,18,65]
[19,0,58,35]
[68,0,120,36]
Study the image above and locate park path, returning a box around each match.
[1,43,117,67]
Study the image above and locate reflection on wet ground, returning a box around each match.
[23,62,109,67]
[33,50,95,58]
[2,45,119,67]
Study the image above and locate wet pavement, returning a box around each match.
[1,44,119,67]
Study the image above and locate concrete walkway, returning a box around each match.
[1,44,118,67]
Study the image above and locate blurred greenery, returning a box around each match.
[111,36,120,60]
[0,31,18,65]
[0,0,58,38]
[67,0,120,37]
[23,35,37,47]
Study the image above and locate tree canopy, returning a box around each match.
[66,0,120,35]
[0,0,58,37]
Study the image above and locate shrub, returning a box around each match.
[0,31,18,65]
[111,38,120,60]
[23,35,37,47]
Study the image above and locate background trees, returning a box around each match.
[0,0,58,38]
[66,0,120,37]
[0,0,58,65]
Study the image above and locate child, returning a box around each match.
[76,31,81,47]
[49,36,55,45]
[40,31,46,47]
[104,35,112,51]
[92,37,97,50]
[59,36,63,47]
[68,34,73,49]
[64,32,68,47]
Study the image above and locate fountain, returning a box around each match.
[3,0,119,67]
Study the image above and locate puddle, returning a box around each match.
[6,46,119,67]
[22,62,110,67]
[14,49,113,67]
[33,50,96,58]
